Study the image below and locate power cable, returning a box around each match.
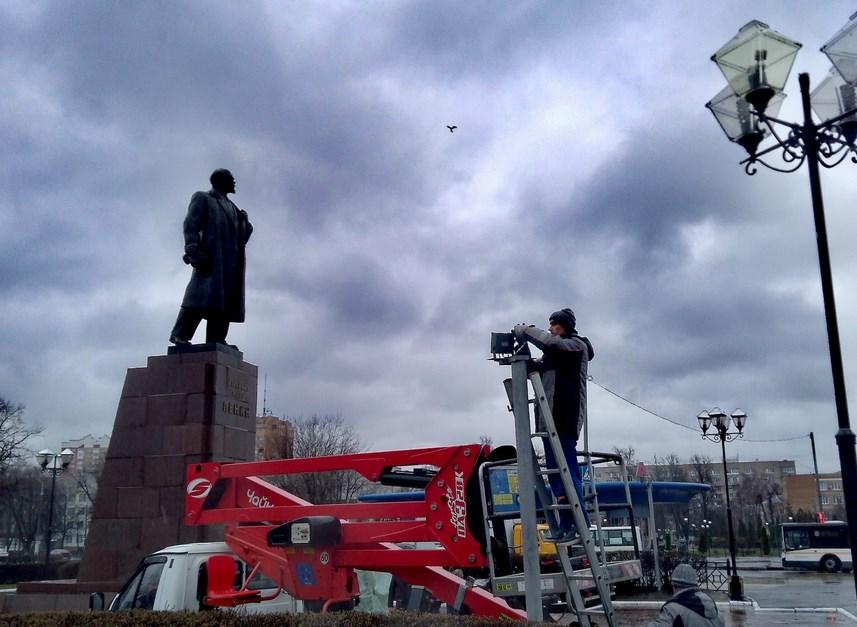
[587,376,696,432]
[588,375,810,444]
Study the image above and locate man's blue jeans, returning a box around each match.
[542,434,590,533]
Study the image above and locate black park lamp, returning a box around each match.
[706,13,857,601]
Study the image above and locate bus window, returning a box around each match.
[784,528,809,550]
[813,526,849,548]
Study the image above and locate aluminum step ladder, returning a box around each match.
[527,370,616,627]
[489,333,639,624]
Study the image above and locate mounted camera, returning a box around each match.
[490,332,515,357]
[489,330,531,362]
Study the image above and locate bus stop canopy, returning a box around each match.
[596,481,711,506]
[358,481,711,505]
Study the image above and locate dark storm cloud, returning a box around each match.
[385,1,646,80]
[526,125,757,271]
[5,2,283,129]
[4,1,437,234]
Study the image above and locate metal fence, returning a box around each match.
[637,552,730,592]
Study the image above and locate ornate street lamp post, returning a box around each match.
[706,15,857,599]
[698,408,747,600]
[701,519,712,554]
[36,448,73,565]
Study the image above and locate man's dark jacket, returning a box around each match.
[516,327,594,440]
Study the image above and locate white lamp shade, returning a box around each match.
[712,20,801,99]
[822,11,857,85]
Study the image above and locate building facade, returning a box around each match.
[784,471,843,519]
[255,414,294,460]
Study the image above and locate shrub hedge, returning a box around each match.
[0,611,539,627]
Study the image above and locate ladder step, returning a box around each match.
[579,607,612,616]
[543,504,573,511]
[538,468,562,475]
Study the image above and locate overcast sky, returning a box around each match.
[4,1,857,475]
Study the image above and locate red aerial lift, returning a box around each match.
[184,443,526,620]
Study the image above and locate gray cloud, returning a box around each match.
[2,0,856,478]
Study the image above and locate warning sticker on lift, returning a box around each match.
[291,522,310,544]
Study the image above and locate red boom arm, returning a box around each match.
[185,444,525,621]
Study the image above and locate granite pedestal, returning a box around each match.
[64,344,256,594]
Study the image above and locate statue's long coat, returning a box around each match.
[180,189,252,322]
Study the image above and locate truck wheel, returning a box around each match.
[820,555,841,573]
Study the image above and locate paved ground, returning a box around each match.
[613,607,852,626]
[602,561,857,626]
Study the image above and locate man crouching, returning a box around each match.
[646,563,724,627]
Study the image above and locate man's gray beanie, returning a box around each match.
[671,563,698,588]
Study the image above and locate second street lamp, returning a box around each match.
[698,408,747,600]
[36,448,73,565]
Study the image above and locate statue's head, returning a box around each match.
[210,169,236,195]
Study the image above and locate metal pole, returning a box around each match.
[810,432,823,517]
[44,459,57,565]
[720,435,743,600]
[646,480,662,590]
[510,356,543,621]
[798,72,857,598]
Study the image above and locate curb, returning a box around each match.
[612,600,857,622]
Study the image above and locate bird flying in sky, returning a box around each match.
[447,125,457,133]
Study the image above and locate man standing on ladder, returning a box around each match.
[514,308,594,542]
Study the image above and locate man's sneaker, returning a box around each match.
[545,529,578,544]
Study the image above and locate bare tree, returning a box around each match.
[650,454,690,538]
[612,446,636,480]
[651,453,687,482]
[688,454,718,532]
[267,414,366,504]
[0,398,42,473]
[66,456,105,506]
[732,469,772,547]
[0,465,46,558]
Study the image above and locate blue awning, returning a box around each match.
[595,481,711,506]
[358,480,710,505]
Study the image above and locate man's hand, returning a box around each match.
[183,247,211,272]
[513,324,533,340]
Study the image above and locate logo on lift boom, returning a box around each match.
[247,488,275,508]
[186,478,212,499]
[446,470,467,538]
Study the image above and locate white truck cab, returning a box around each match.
[93,542,301,614]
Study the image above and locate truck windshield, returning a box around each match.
[245,565,278,591]
[113,556,167,611]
